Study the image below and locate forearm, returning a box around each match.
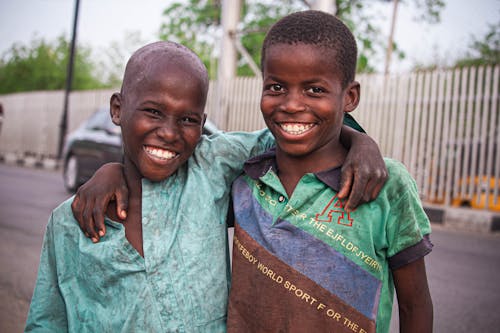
[339,124,372,149]
[394,258,433,333]
[399,299,433,333]
[339,124,355,149]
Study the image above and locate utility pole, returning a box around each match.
[215,0,336,128]
[219,0,241,79]
[384,0,399,75]
[216,0,241,128]
[58,0,80,159]
[309,0,336,14]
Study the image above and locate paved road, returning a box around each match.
[0,164,70,333]
[1,163,500,332]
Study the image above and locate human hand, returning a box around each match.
[71,163,129,242]
[338,131,388,212]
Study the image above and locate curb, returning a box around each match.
[0,153,60,170]
[424,205,500,234]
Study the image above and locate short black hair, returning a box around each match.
[261,10,357,88]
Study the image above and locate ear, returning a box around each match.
[343,81,360,114]
[110,93,123,126]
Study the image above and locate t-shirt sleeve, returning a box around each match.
[384,160,433,270]
[193,129,275,184]
[25,213,68,332]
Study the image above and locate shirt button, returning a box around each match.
[278,196,285,202]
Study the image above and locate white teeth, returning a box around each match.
[280,123,314,135]
[144,146,177,160]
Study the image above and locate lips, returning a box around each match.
[279,122,315,135]
[143,145,178,160]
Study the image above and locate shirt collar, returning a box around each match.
[243,148,342,192]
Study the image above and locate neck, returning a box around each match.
[122,158,143,199]
[117,157,144,257]
[275,144,346,197]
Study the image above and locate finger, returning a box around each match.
[71,194,85,231]
[92,196,108,238]
[344,174,366,212]
[366,168,388,200]
[370,182,386,201]
[82,200,100,242]
[362,179,377,203]
[115,185,129,220]
[338,167,354,199]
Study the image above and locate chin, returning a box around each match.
[277,143,313,157]
[141,168,176,182]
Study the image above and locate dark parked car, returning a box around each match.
[62,107,220,192]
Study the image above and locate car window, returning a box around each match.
[85,109,108,130]
[85,108,121,135]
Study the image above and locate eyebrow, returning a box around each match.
[138,100,166,109]
[302,78,330,85]
[264,75,329,86]
[138,100,203,117]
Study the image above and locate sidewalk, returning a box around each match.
[424,204,500,234]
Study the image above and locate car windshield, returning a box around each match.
[85,108,121,135]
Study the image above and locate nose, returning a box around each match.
[156,118,180,142]
[280,90,306,113]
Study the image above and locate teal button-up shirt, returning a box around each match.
[25,130,273,333]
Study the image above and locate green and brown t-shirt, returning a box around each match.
[227,151,432,333]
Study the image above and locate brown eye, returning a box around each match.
[270,84,283,92]
[180,117,199,124]
[145,109,161,117]
[306,86,324,94]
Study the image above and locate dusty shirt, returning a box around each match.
[25,130,273,333]
[227,153,432,333]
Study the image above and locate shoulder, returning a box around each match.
[384,158,410,178]
[383,158,417,189]
[195,129,270,150]
[192,132,237,160]
[49,197,79,229]
[190,129,272,167]
[376,158,422,206]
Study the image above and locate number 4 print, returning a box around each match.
[315,194,354,226]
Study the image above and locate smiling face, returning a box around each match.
[111,51,207,182]
[260,42,359,166]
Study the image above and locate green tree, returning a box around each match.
[0,35,107,94]
[158,0,444,77]
[454,22,500,68]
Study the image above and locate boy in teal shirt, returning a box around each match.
[227,11,433,333]
[26,41,386,332]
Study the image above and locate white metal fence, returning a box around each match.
[0,66,499,210]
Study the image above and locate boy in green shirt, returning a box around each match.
[227,10,433,333]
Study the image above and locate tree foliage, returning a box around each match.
[453,22,500,68]
[158,0,445,77]
[0,35,107,94]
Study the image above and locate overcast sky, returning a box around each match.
[0,0,499,73]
